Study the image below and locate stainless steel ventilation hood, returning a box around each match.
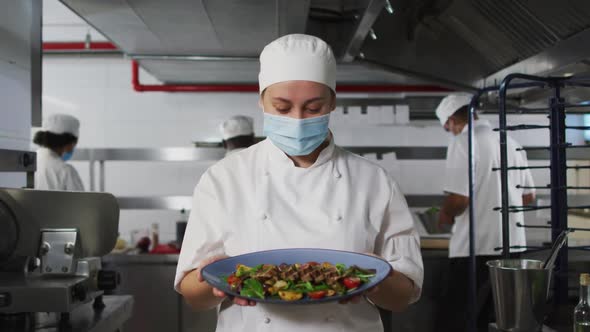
[59,0,590,91]
[361,0,590,89]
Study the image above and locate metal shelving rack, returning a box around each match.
[466,74,590,331]
[72,146,451,209]
[71,145,583,210]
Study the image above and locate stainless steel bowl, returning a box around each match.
[417,211,451,234]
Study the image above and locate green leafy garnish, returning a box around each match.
[312,283,330,291]
[425,206,440,215]
[240,279,265,299]
[357,274,375,283]
[286,280,296,290]
[250,264,263,273]
[235,265,251,277]
[294,281,314,292]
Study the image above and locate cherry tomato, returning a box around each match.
[308,290,327,299]
[227,274,240,287]
[342,277,361,289]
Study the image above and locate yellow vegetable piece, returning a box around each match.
[278,291,303,301]
[273,280,288,290]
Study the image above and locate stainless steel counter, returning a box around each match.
[103,253,180,265]
[102,255,216,332]
[115,195,447,210]
[31,295,133,332]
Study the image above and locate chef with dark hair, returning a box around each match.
[33,113,84,191]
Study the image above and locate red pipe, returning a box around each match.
[43,42,450,93]
[132,61,259,92]
[44,43,450,93]
[132,61,450,93]
[43,41,118,51]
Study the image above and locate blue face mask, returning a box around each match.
[263,113,330,156]
[61,150,74,161]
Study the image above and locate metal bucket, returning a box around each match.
[487,259,552,332]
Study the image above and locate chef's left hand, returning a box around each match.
[339,253,393,305]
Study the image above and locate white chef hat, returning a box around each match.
[258,34,336,94]
[435,93,473,126]
[44,113,80,137]
[220,116,254,140]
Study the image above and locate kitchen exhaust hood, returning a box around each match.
[59,0,590,91]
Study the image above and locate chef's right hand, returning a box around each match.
[197,255,257,307]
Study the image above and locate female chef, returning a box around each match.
[175,34,423,332]
[34,113,84,191]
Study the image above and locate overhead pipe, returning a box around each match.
[132,60,259,92]
[42,43,451,93]
[131,60,451,93]
[43,41,119,53]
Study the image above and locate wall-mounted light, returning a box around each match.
[369,29,378,40]
[385,0,394,14]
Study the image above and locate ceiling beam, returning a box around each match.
[341,0,386,62]
[361,59,479,92]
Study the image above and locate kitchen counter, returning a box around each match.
[103,249,450,332]
[102,255,216,332]
[103,253,180,265]
[103,247,587,332]
[29,296,133,332]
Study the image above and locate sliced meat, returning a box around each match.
[310,266,325,283]
[299,264,314,282]
[280,265,299,281]
[252,265,279,284]
[322,265,341,285]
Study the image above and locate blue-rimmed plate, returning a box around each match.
[200,248,392,304]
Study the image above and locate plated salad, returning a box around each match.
[222,262,376,301]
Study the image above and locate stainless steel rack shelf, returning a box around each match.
[115,194,450,210]
[73,145,587,163]
[114,193,578,211]
[72,145,590,196]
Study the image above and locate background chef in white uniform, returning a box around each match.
[219,115,255,157]
[33,113,84,191]
[434,93,536,331]
[175,34,423,332]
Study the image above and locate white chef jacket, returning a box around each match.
[444,120,535,258]
[224,147,246,157]
[35,147,85,191]
[175,138,423,332]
